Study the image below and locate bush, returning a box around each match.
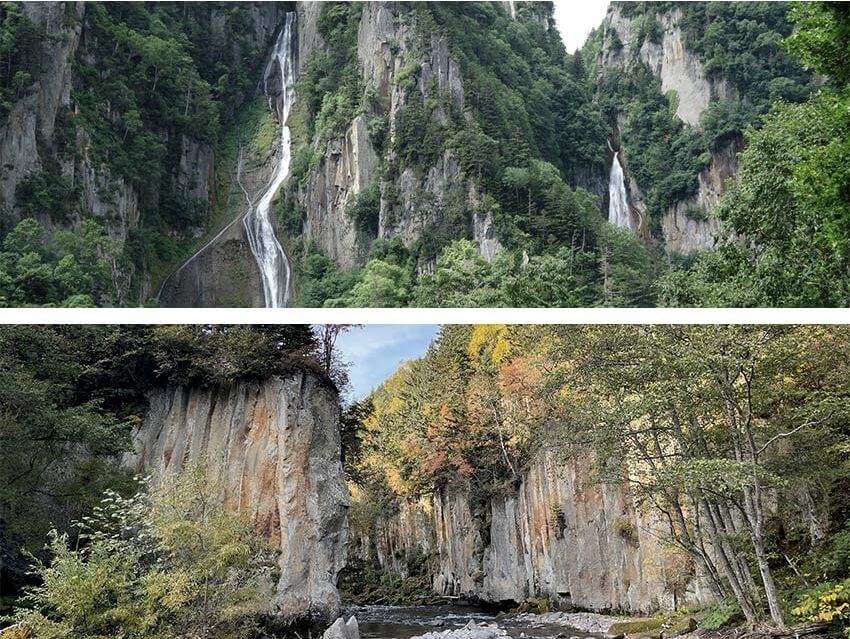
[346,182,381,236]
[793,579,850,632]
[12,461,275,639]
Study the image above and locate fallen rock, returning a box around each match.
[609,618,665,639]
[323,616,361,639]
[411,620,509,639]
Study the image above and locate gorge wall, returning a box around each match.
[355,453,713,614]
[124,373,349,622]
[0,1,285,304]
[598,3,742,254]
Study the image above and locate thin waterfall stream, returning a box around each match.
[244,12,296,308]
[607,143,631,231]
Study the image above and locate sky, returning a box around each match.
[551,0,610,53]
[334,325,440,402]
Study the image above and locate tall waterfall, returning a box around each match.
[244,12,296,308]
[608,148,632,231]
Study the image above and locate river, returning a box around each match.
[346,605,605,639]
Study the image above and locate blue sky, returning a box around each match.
[334,325,440,402]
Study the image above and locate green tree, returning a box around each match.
[329,259,411,307]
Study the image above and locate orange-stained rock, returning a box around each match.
[125,373,349,623]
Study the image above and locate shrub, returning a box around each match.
[12,461,275,639]
[698,601,743,630]
[793,579,850,632]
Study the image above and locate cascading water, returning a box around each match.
[607,143,631,231]
[244,12,296,308]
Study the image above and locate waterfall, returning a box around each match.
[244,12,296,308]
[608,146,632,231]
[508,0,516,18]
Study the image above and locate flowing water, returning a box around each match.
[607,150,631,231]
[244,12,296,308]
[347,605,602,639]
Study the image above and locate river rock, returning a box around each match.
[511,612,624,635]
[124,373,349,623]
[323,616,361,639]
[411,621,509,639]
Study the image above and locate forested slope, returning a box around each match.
[342,325,850,627]
[1,2,847,306]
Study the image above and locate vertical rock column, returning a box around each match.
[125,373,349,623]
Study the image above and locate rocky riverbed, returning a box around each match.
[344,605,622,639]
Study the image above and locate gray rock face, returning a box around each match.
[301,114,377,270]
[601,5,732,127]
[660,137,742,254]
[294,1,491,269]
[126,374,349,622]
[599,3,741,252]
[359,453,714,614]
[0,2,84,228]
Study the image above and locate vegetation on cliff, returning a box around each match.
[346,325,850,631]
[3,1,848,306]
[660,2,850,306]
[0,324,327,603]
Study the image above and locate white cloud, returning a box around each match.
[551,0,610,53]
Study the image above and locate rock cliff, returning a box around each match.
[125,373,349,623]
[0,2,284,304]
[598,3,740,254]
[291,1,496,270]
[356,453,713,613]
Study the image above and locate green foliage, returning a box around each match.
[542,325,850,624]
[14,172,80,224]
[792,579,850,630]
[818,524,850,580]
[412,240,503,308]
[786,2,850,88]
[0,2,43,119]
[293,248,361,308]
[0,218,122,307]
[346,182,381,236]
[13,462,275,639]
[698,601,743,630]
[298,2,363,145]
[143,325,320,387]
[327,259,411,308]
[660,90,850,306]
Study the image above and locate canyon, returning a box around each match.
[0,1,785,306]
[122,379,710,620]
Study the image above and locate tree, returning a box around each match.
[317,324,357,389]
[328,259,411,308]
[542,326,850,627]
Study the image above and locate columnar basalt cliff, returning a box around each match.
[125,373,349,622]
[356,453,714,613]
